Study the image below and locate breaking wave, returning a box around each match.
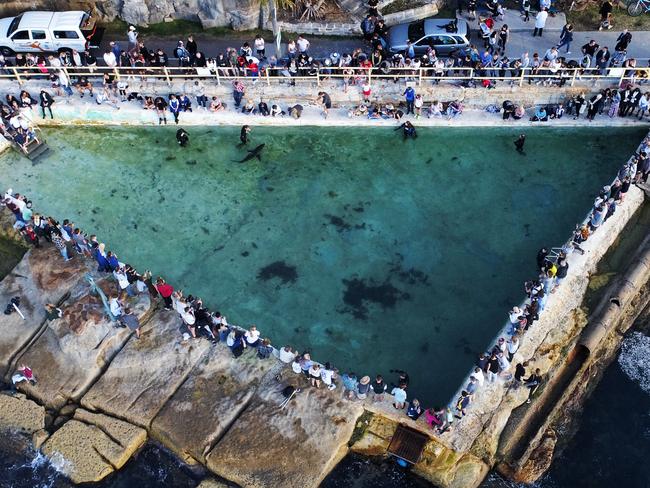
[618,331,650,395]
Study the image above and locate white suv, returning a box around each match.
[0,11,99,56]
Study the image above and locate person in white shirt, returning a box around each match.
[533,8,548,37]
[109,296,123,318]
[470,367,484,386]
[291,357,302,374]
[58,70,71,95]
[244,325,260,347]
[113,267,134,297]
[103,50,117,67]
[182,306,196,338]
[172,291,187,315]
[71,49,82,67]
[48,55,62,68]
[296,35,310,53]
[279,346,297,363]
[127,25,138,49]
[507,335,520,361]
[509,306,522,328]
[254,35,265,58]
[320,362,337,390]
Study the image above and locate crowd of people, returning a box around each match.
[459,134,649,416]
[4,131,648,428]
[0,90,49,153]
[0,5,647,128]
[2,0,650,431]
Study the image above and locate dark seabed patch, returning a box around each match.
[340,277,409,320]
[325,214,352,232]
[257,261,298,285]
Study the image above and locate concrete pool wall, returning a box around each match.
[0,122,649,488]
[2,76,649,120]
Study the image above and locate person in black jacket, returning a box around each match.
[524,368,543,403]
[39,90,54,119]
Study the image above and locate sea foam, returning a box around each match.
[618,331,650,395]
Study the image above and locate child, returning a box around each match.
[414,94,424,118]
[361,82,371,103]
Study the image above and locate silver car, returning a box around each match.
[387,18,471,56]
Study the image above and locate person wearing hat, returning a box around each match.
[127,25,138,51]
[357,375,371,399]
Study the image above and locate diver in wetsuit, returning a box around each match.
[176,128,189,147]
[514,134,526,154]
[240,125,251,145]
[395,121,417,140]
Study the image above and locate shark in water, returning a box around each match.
[234,144,265,163]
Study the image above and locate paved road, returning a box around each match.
[98,20,650,64]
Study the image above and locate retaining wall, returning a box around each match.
[1,116,648,488]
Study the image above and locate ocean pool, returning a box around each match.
[0,125,645,405]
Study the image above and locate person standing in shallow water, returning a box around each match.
[515,134,526,154]
[240,125,251,145]
[395,121,417,140]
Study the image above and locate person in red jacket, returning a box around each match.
[155,277,174,310]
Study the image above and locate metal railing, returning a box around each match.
[1,65,648,89]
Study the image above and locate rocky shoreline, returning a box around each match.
[1,128,649,488]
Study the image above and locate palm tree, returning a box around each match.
[259,0,296,56]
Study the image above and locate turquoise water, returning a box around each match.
[0,125,645,406]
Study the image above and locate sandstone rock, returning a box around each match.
[121,0,155,27]
[42,409,146,484]
[448,454,490,488]
[0,246,90,379]
[0,392,45,436]
[196,479,231,488]
[205,371,364,488]
[350,413,396,456]
[59,403,78,417]
[151,345,280,464]
[512,430,557,484]
[53,415,70,429]
[32,428,50,449]
[0,0,262,29]
[14,279,152,410]
[82,309,210,428]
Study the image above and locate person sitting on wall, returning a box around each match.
[530,106,548,121]
[502,100,516,119]
[513,105,526,119]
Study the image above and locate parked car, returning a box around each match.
[387,18,471,56]
[0,11,100,56]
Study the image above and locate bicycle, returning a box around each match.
[628,0,650,16]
